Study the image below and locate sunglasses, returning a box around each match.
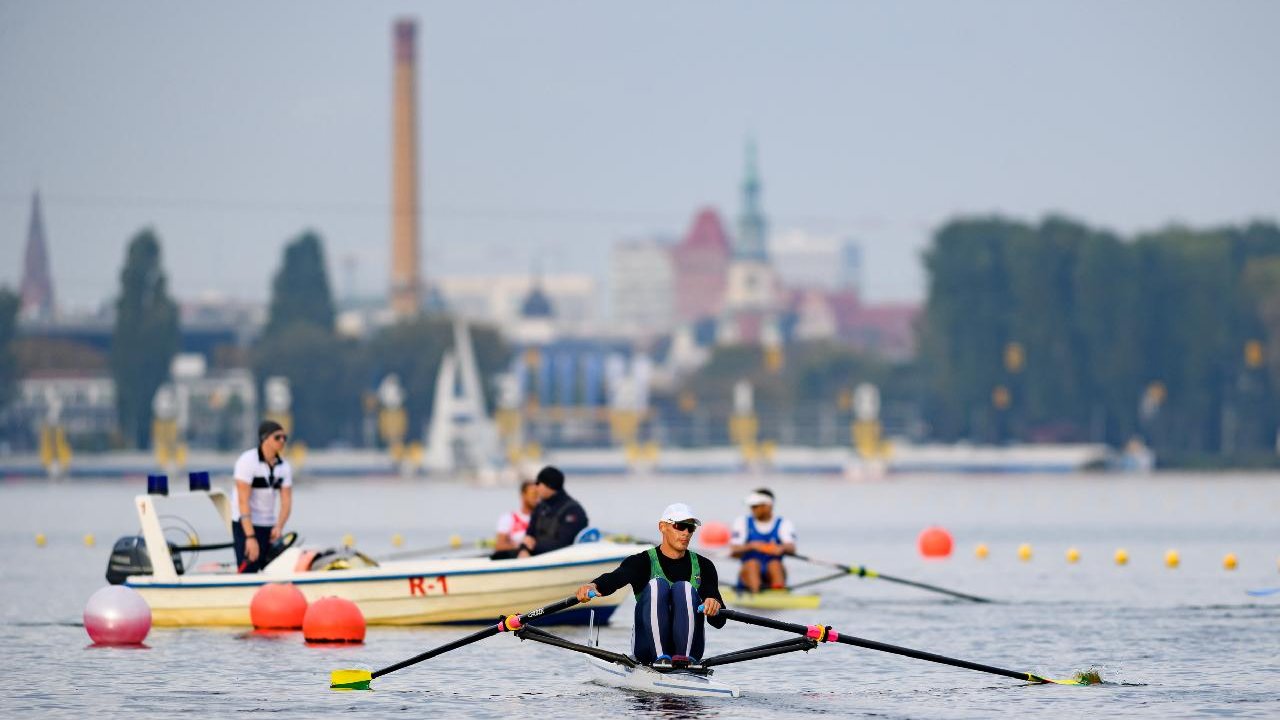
[669,521,698,534]
[272,434,288,442]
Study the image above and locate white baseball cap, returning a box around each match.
[659,503,701,526]
[744,491,774,507]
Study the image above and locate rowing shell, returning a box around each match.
[721,588,821,610]
[586,656,741,698]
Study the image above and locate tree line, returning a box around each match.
[101,228,508,450]
[918,215,1280,464]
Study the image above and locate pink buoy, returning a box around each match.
[918,526,954,558]
[251,583,308,630]
[303,596,365,644]
[84,585,152,645]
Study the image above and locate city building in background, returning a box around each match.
[770,230,862,294]
[436,273,599,339]
[721,139,781,317]
[20,190,56,322]
[671,208,731,324]
[610,236,676,340]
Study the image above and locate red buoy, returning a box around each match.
[250,582,308,630]
[917,526,954,558]
[698,521,731,548]
[303,596,366,643]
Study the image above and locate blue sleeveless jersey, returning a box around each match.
[741,516,785,568]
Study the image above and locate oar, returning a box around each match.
[715,608,1099,686]
[788,553,992,603]
[330,594,587,690]
[1246,587,1280,597]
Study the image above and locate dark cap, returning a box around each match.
[258,420,284,443]
[535,466,565,492]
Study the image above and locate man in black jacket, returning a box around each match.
[517,466,588,557]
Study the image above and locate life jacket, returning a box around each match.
[639,546,701,599]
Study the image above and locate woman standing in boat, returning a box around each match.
[232,420,293,573]
[576,503,725,667]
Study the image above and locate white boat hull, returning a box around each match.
[586,657,740,698]
[127,542,641,627]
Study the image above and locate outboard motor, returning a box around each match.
[106,535,185,584]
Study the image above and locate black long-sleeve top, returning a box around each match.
[525,490,588,555]
[591,549,727,628]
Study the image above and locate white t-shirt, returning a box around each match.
[496,510,531,545]
[231,448,293,526]
[731,515,797,545]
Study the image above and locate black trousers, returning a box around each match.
[232,522,275,573]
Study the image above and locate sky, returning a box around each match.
[2,1,1278,312]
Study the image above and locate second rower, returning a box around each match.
[729,488,797,593]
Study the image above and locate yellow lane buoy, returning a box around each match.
[449,534,463,549]
[974,543,989,559]
[1066,547,1080,564]
[1223,553,1238,570]
[83,533,96,548]
[35,533,47,548]
[1017,543,1033,562]
[342,533,355,548]
[1165,549,1180,568]
[1114,548,1129,566]
[391,533,404,548]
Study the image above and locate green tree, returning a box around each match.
[918,217,1020,440]
[253,323,363,446]
[364,317,508,438]
[112,229,180,448]
[265,230,335,334]
[0,289,19,411]
[255,230,351,444]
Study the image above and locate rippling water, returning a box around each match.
[3,472,1279,718]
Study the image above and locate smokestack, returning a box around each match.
[390,18,422,318]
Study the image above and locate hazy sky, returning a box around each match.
[2,1,1278,311]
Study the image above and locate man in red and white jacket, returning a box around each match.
[490,479,539,559]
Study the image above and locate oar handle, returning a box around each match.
[717,609,1041,684]
[371,593,587,679]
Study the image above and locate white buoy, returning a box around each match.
[84,585,152,645]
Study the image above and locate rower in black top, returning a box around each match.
[517,466,588,557]
[577,503,725,667]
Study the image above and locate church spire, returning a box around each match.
[20,189,55,320]
[735,137,768,261]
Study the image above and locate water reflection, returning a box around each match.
[625,693,718,718]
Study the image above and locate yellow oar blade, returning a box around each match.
[330,669,373,691]
[1028,669,1102,686]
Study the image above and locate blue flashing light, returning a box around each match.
[189,471,211,492]
[147,474,169,496]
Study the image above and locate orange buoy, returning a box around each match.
[303,596,365,643]
[699,521,731,548]
[917,526,953,558]
[250,582,308,630]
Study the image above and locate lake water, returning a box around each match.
[2,471,1278,718]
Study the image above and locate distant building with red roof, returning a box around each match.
[671,207,731,323]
